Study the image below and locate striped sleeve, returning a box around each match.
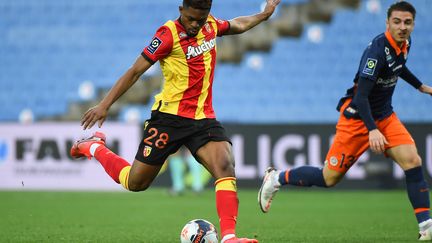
[142,25,173,63]
[211,15,230,36]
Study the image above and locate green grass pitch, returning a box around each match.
[0,189,422,242]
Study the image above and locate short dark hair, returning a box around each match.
[183,0,212,10]
[387,1,416,20]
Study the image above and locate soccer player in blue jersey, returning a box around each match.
[258,1,432,240]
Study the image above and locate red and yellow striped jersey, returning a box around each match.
[142,15,230,120]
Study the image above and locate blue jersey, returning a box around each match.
[340,32,411,121]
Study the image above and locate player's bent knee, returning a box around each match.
[406,154,422,168]
[323,167,344,187]
[128,183,150,192]
[118,166,150,192]
[323,172,344,187]
[217,159,235,177]
[324,177,340,187]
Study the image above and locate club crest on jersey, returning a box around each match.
[143,146,152,157]
[146,37,163,54]
[179,32,187,39]
[205,23,211,33]
[363,58,377,76]
[186,38,216,59]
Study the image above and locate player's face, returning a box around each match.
[386,10,414,45]
[179,6,209,37]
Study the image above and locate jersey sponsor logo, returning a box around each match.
[362,58,377,76]
[186,38,216,59]
[146,37,163,54]
[377,76,398,88]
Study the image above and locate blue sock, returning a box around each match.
[405,166,430,224]
[278,166,327,187]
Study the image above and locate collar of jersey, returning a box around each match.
[385,31,408,56]
[176,18,186,31]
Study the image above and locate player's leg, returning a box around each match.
[387,144,432,240]
[380,114,432,240]
[195,141,256,243]
[185,118,256,243]
[258,110,369,213]
[71,112,183,191]
[70,131,164,191]
[257,141,359,213]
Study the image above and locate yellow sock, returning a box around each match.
[119,166,131,190]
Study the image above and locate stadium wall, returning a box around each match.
[1,123,431,190]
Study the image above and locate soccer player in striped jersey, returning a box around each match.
[70,0,280,242]
[258,1,432,240]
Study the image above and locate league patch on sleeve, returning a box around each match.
[362,58,378,76]
[146,37,163,54]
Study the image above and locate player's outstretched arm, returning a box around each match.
[81,55,152,130]
[419,84,432,96]
[225,0,281,35]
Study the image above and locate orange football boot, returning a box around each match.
[224,237,258,243]
[70,132,106,159]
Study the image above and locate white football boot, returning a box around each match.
[258,167,281,213]
[419,220,432,241]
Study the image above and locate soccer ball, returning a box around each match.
[180,219,218,243]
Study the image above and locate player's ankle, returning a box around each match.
[419,219,432,231]
[221,234,235,243]
[89,143,101,156]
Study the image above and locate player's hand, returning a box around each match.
[81,105,108,130]
[262,0,281,20]
[419,84,432,96]
[368,129,389,154]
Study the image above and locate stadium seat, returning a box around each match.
[0,0,430,122]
